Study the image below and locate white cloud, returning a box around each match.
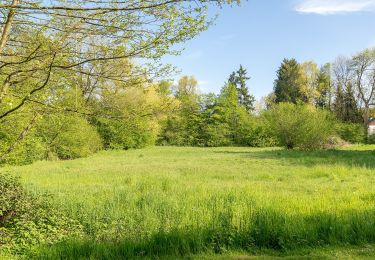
[213,33,237,48]
[198,80,210,87]
[183,50,203,60]
[295,0,375,14]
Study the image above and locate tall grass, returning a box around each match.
[2,145,375,258]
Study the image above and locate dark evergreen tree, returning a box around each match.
[228,72,237,86]
[274,59,305,104]
[333,84,346,121]
[334,82,362,123]
[236,65,255,112]
[227,65,255,112]
[343,82,362,123]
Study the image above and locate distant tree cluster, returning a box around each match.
[158,68,274,147]
[271,49,375,135]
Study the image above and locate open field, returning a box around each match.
[2,145,375,258]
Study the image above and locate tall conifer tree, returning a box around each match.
[274,59,305,104]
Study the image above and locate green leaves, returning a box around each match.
[265,103,334,150]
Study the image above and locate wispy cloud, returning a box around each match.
[183,50,203,60]
[295,0,375,14]
[198,80,210,87]
[213,33,237,48]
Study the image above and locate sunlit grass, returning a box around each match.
[3,145,375,258]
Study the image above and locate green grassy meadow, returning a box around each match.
[3,145,375,259]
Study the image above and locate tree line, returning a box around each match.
[270,50,375,134]
[2,48,375,164]
[157,48,375,149]
[0,1,374,165]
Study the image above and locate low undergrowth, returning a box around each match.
[0,173,84,257]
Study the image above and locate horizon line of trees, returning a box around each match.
[2,46,375,165]
[157,47,375,149]
[0,0,374,164]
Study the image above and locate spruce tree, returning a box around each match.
[227,65,255,112]
[333,84,346,121]
[236,65,256,112]
[274,59,305,104]
[343,82,362,123]
[334,82,362,123]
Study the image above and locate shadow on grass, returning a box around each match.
[30,207,375,259]
[216,148,375,169]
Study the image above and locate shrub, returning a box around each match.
[0,174,24,223]
[0,113,47,166]
[367,134,375,144]
[200,123,231,147]
[264,103,334,150]
[335,122,365,144]
[247,117,279,147]
[92,86,164,149]
[37,114,102,160]
[0,173,83,255]
[94,117,157,149]
[0,136,46,166]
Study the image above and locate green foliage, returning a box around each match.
[37,114,102,160]
[94,118,156,149]
[335,122,365,144]
[0,174,23,221]
[228,65,255,112]
[93,86,169,149]
[0,173,83,255]
[216,83,250,145]
[315,63,332,109]
[0,0,239,165]
[367,134,375,144]
[0,113,46,165]
[2,136,46,166]
[264,103,334,150]
[274,59,306,104]
[159,78,275,148]
[158,76,203,146]
[247,117,279,147]
[334,83,362,123]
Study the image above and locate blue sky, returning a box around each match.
[162,0,375,99]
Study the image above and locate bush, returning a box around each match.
[37,114,102,160]
[94,117,157,149]
[0,136,46,166]
[92,86,163,149]
[0,174,24,223]
[0,173,83,255]
[335,122,365,144]
[264,103,334,150]
[367,134,375,144]
[0,113,46,165]
[246,117,279,147]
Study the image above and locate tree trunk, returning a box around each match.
[0,0,19,55]
[0,0,19,103]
